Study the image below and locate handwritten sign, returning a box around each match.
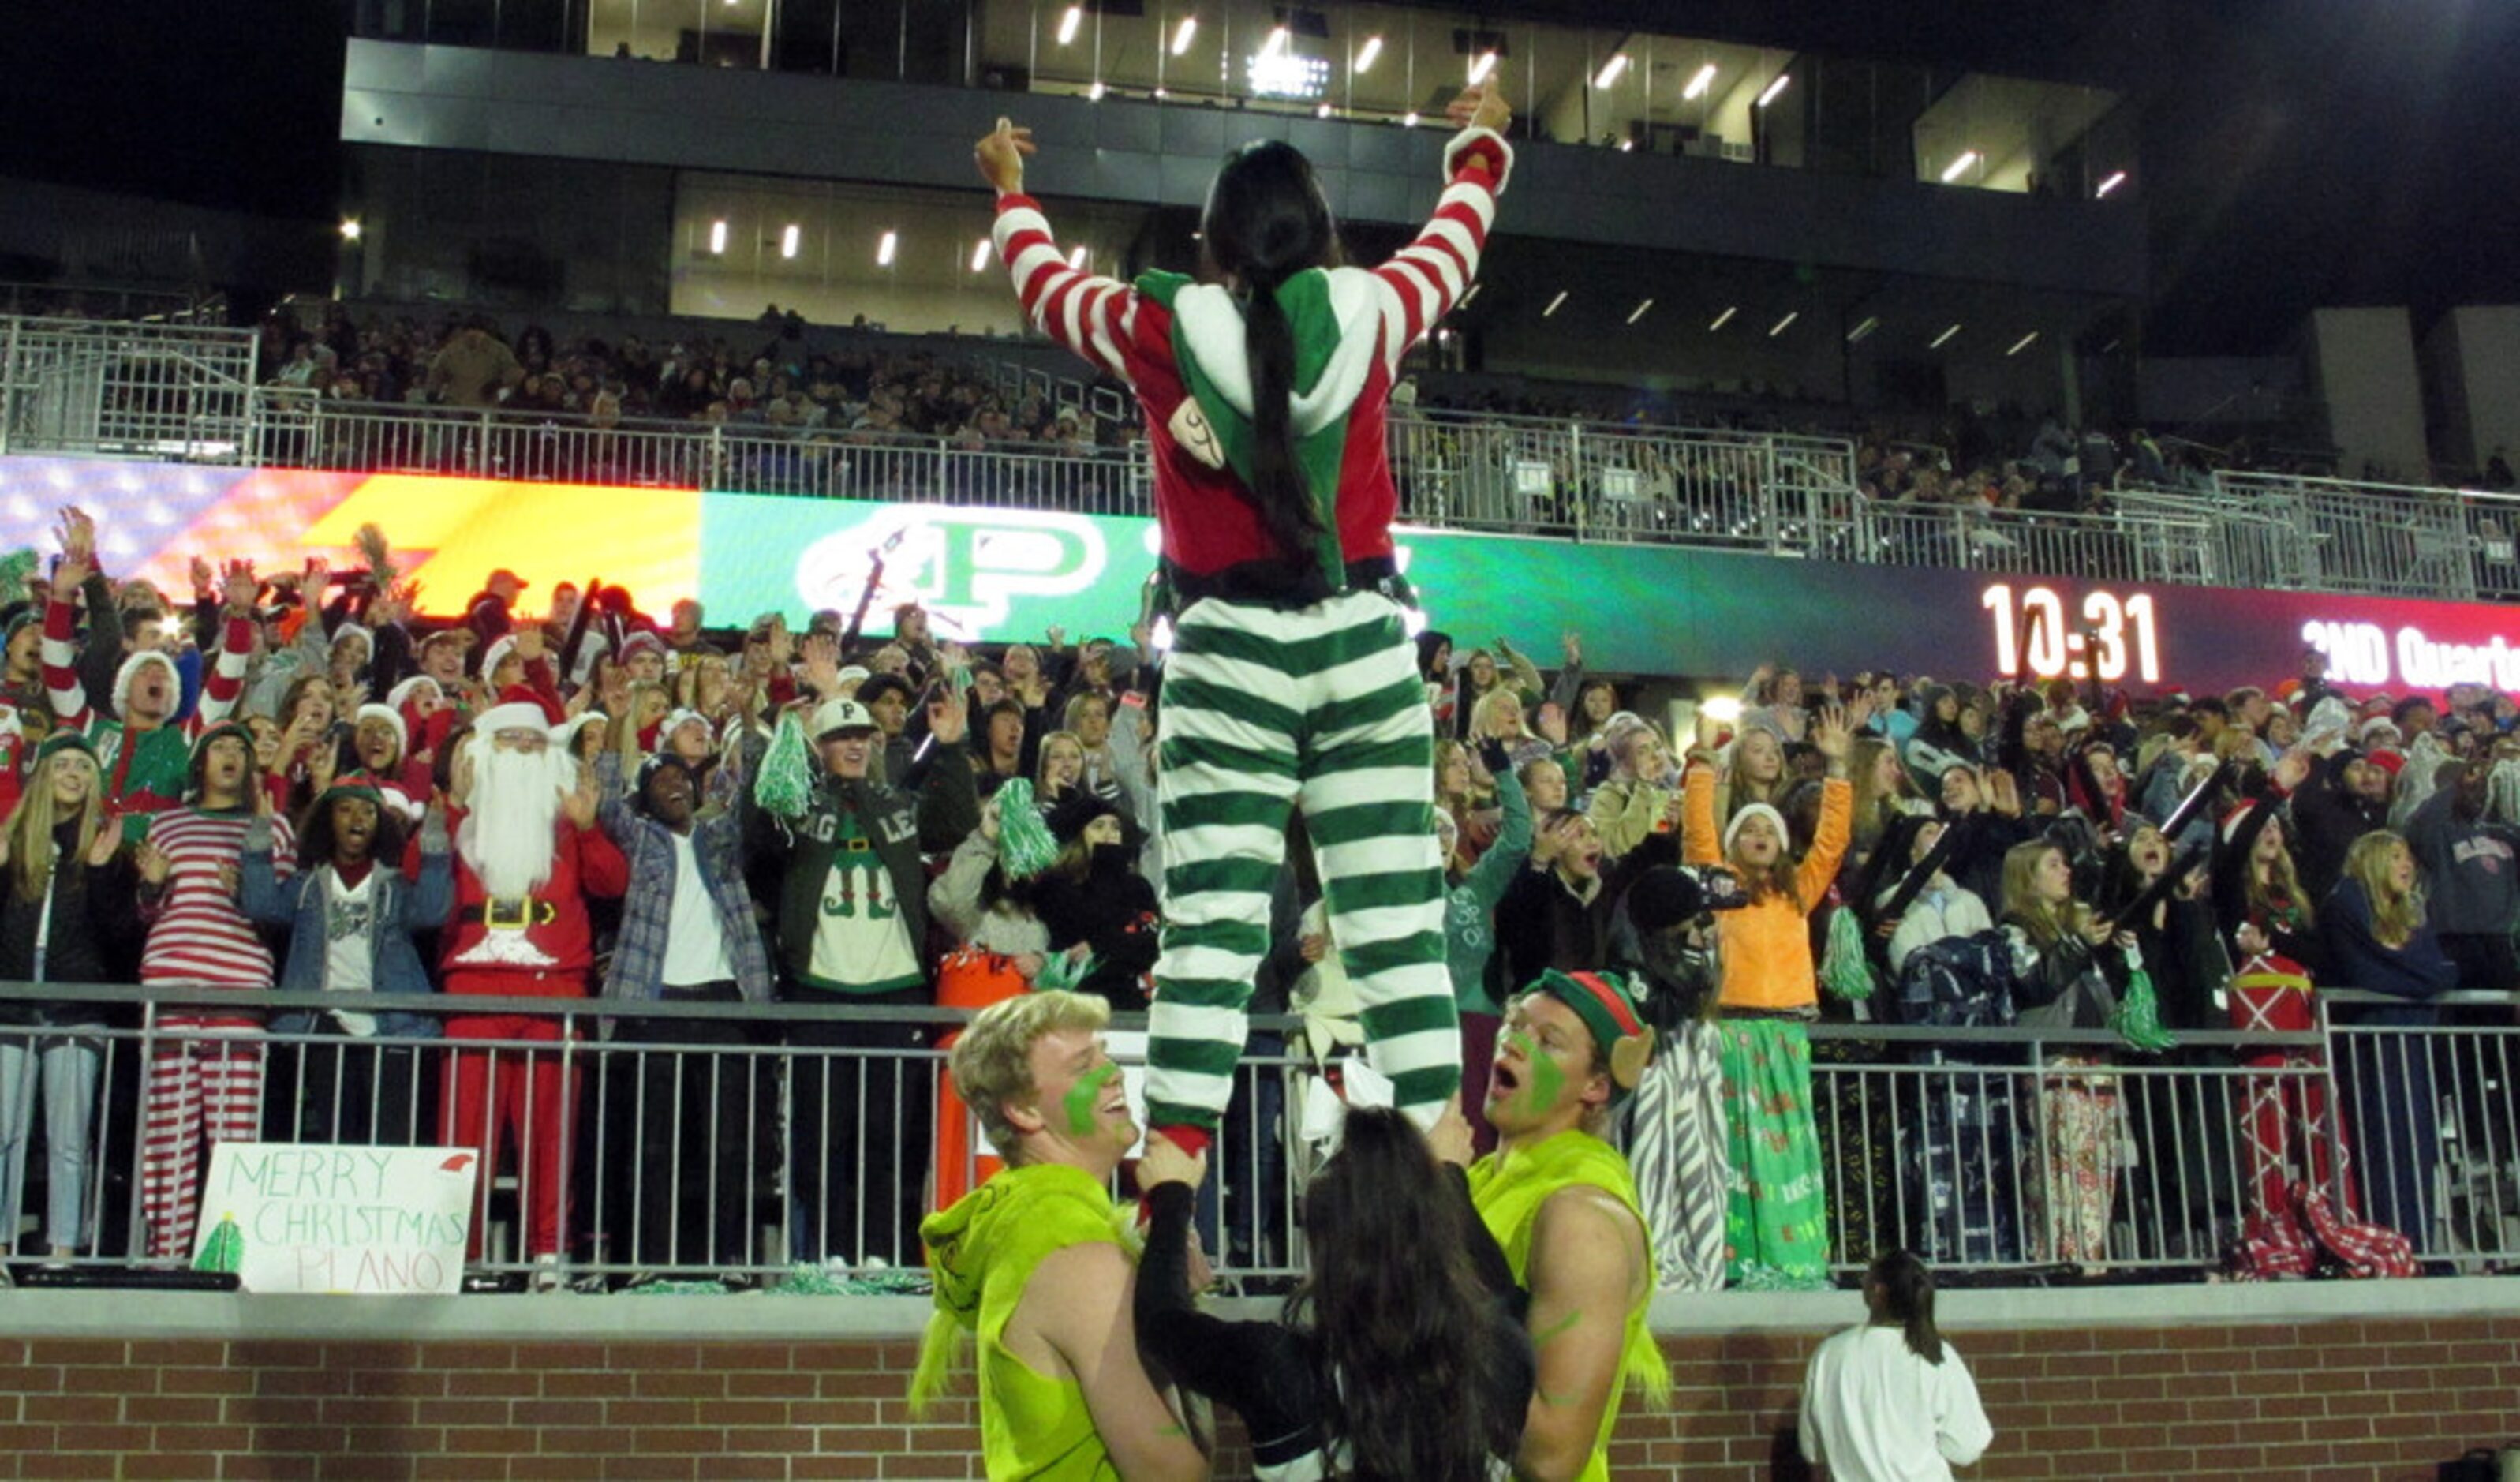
[193,1143,478,1294]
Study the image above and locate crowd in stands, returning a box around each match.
[0,502,2511,1294]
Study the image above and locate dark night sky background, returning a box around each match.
[3,0,2518,355]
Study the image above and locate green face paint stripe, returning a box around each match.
[1064,1061,1122,1136]
[1524,1046,1566,1115]
[1531,1308,1583,1346]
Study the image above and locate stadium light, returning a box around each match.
[338,219,362,242]
[1939,150,1980,184]
[1459,283,1481,308]
[1087,80,1107,99]
[780,223,801,259]
[2096,170,2129,198]
[1701,695,1744,722]
[1542,290,1568,317]
[1709,305,1737,331]
[1846,316,1879,344]
[1684,63,1718,100]
[2007,331,2040,356]
[876,230,896,267]
[1757,73,1792,108]
[1930,323,1961,349]
[1628,298,1655,325]
[709,219,728,254]
[1317,102,1333,118]
[1056,5,1081,45]
[1468,51,1497,84]
[1593,54,1629,90]
[970,238,991,273]
[1171,16,1197,55]
[1262,25,1290,58]
[1768,310,1798,337]
[1353,35,1382,73]
[1402,110,1421,127]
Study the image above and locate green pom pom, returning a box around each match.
[754,709,815,819]
[0,548,37,601]
[2110,967,2178,1053]
[993,779,1060,880]
[1819,904,1874,1002]
[1037,948,1095,991]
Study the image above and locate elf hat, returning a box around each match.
[1525,969,1655,1104]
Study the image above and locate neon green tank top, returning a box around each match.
[1466,1128,1670,1482]
[915,1162,1129,1480]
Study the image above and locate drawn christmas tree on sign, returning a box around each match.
[195,1212,244,1274]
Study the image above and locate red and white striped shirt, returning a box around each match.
[140,809,293,988]
[993,126,1510,581]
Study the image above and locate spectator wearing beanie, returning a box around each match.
[1031,792,1161,1013]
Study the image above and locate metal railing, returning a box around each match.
[0,316,260,462]
[21,311,2520,607]
[4,982,2514,1291]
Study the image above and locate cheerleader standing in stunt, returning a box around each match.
[974,82,1514,1151]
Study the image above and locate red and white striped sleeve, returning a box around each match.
[994,193,1141,384]
[1373,126,1514,376]
[39,595,90,725]
[193,613,254,725]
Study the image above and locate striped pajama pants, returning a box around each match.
[142,1030,266,1260]
[1149,590,1458,1131]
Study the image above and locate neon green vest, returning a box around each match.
[1467,1128,1670,1482]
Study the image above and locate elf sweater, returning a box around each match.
[42,594,253,838]
[993,126,1510,598]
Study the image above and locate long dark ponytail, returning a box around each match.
[1285,1107,1524,1481]
[1201,140,1343,567]
[1868,1249,1946,1364]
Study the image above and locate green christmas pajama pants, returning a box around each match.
[1148,589,1459,1130]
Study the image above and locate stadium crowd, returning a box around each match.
[0,500,2511,1295]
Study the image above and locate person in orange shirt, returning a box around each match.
[1684,702,1856,1290]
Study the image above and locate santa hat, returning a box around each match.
[481,635,519,680]
[555,712,607,757]
[619,631,667,666]
[355,702,406,754]
[1722,802,1790,856]
[658,708,712,743]
[2356,716,2402,747]
[473,701,551,740]
[387,676,441,714]
[331,622,374,657]
[112,649,180,719]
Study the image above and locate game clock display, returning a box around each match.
[1980,582,2164,683]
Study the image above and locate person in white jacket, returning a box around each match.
[1879,819,1996,976]
[1799,1250,1995,1481]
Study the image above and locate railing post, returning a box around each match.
[1762,437,1784,555]
[709,423,727,492]
[1568,421,1585,542]
[0,315,17,458]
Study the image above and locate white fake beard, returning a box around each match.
[458,742,573,899]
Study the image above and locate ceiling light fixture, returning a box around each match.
[2007,331,2040,356]
[780,223,801,259]
[708,219,728,254]
[1593,54,1629,90]
[970,238,991,273]
[1056,5,1081,45]
[1068,245,1089,270]
[1940,150,1980,184]
[1709,305,1737,331]
[338,219,362,241]
[1170,15,1197,55]
[1768,310,1798,337]
[1757,73,1791,107]
[1468,50,1497,84]
[1684,62,1718,100]
[1627,298,1655,325]
[2096,170,2128,198]
[1353,35,1382,73]
[1929,323,1961,349]
[1846,316,1879,343]
[876,230,896,267]
[1542,290,1568,317]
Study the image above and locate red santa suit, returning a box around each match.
[436,705,629,1263]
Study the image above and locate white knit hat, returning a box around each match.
[1722,801,1790,856]
[355,702,406,754]
[111,649,180,718]
[481,635,519,680]
[387,676,441,713]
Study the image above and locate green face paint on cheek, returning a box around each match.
[1063,1061,1121,1136]
[1522,1043,1566,1113]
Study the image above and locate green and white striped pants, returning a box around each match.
[1149,589,1459,1131]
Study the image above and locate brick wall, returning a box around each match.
[1,1318,2515,1480]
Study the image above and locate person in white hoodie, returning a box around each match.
[1799,1250,1995,1481]
[1879,818,1995,977]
